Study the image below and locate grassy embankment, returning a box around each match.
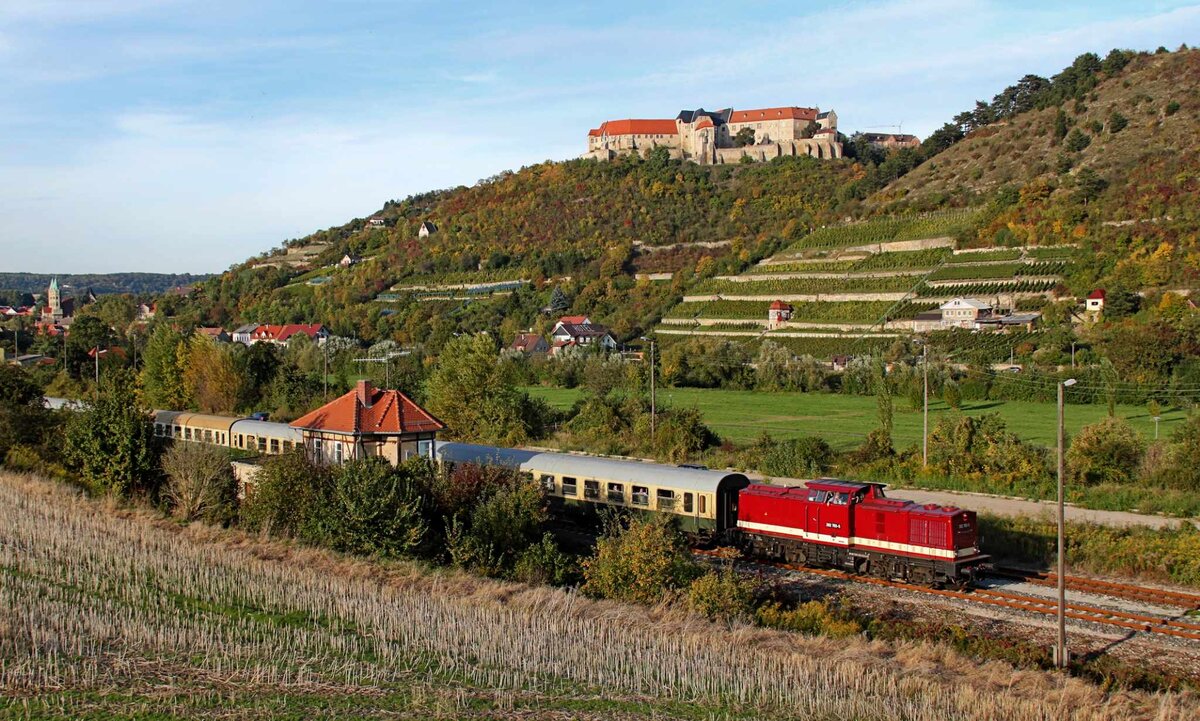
[3,470,1196,721]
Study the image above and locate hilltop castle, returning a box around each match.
[586,106,841,164]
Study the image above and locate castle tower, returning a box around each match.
[46,277,62,320]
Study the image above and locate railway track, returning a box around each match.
[696,549,1200,642]
[990,566,1200,610]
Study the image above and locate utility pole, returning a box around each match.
[1056,377,1077,669]
[641,336,656,442]
[922,344,929,467]
[1070,341,1076,369]
[323,341,329,401]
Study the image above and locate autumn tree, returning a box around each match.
[183,334,244,414]
[140,324,189,409]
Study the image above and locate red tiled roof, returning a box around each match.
[277,323,326,341]
[588,128,602,137]
[814,128,836,135]
[1087,289,1106,300]
[559,315,589,325]
[694,117,714,130]
[598,119,679,136]
[290,381,444,436]
[769,300,793,311]
[729,107,818,123]
[510,333,546,351]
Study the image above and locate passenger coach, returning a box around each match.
[435,442,750,534]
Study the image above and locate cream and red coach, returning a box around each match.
[736,479,989,585]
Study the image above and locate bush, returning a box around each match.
[761,436,833,478]
[756,600,861,638]
[0,366,49,462]
[161,442,236,523]
[1066,417,1146,486]
[1165,100,1180,116]
[512,533,577,586]
[1064,128,1091,152]
[582,514,699,603]
[313,457,430,558]
[926,413,1050,488]
[1107,111,1128,133]
[942,381,962,410]
[239,451,329,539]
[686,569,758,622]
[448,477,547,575]
[63,370,161,498]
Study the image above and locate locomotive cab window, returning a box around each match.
[808,490,827,503]
[584,480,600,500]
[539,474,556,493]
[607,482,625,504]
[631,486,649,506]
[561,476,577,497]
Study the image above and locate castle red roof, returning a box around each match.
[694,117,714,130]
[730,107,818,123]
[290,380,444,436]
[588,128,601,137]
[598,119,679,136]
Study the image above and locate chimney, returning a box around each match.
[356,379,373,408]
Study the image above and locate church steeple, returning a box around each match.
[46,276,62,320]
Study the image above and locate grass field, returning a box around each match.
[7,471,1183,721]
[525,386,1186,450]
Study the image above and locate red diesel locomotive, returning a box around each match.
[735,479,989,586]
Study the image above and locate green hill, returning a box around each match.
[171,47,1199,365]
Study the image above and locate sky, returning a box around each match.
[1,1,1198,274]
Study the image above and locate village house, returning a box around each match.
[767,300,793,329]
[509,332,550,355]
[939,297,993,329]
[861,132,921,150]
[367,216,386,228]
[195,327,231,343]
[233,323,329,346]
[418,221,438,238]
[339,254,362,268]
[1086,289,1106,314]
[232,323,258,345]
[137,303,156,321]
[289,380,444,465]
[549,315,617,354]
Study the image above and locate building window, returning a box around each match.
[154,424,163,437]
[631,486,649,506]
[607,482,624,504]
[561,476,577,497]
[539,474,556,493]
[684,493,693,513]
[335,442,344,463]
[584,480,600,500]
[418,440,434,457]
[312,440,323,462]
[656,489,676,510]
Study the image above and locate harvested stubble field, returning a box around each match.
[1,472,1196,720]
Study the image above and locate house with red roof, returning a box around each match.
[767,300,794,329]
[1086,289,1106,313]
[549,315,617,354]
[244,323,329,346]
[290,380,445,465]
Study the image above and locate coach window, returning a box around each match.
[656,489,676,510]
[683,492,693,513]
[154,424,162,437]
[270,439,280,454]
[257,437,267,453]
[698,495,707,515]
[183,427,191,441]
[584,480,600,500]
[561,476,577,497]
[607,482,624,504]
[631,485,649,506]
[539,474,556,493]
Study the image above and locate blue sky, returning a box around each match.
[2,0,1198,274]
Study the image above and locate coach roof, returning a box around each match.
[435,442,748,493]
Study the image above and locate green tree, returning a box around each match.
[761,436,833,478]
[1052,109,1069,143]
[1066,417,1146,486]
[140,324,189,409]
[1064,128,1091,152]
[582,514,698,604]
[63,369,161,496]
[733,127,755,147]
[161,441,236,523]
[240,451,329,538]
[447,477,547,576]
[0,365,49,460]
[314,457,430,558]
[426,333,545,445]
[1107,110,1128,134]
[942,381,963,410]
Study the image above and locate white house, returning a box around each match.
[550,315,617,353]
[939,297,993,329]
[1086,289,1106,314]
[767,300,793,329]
[418,221,438,238]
